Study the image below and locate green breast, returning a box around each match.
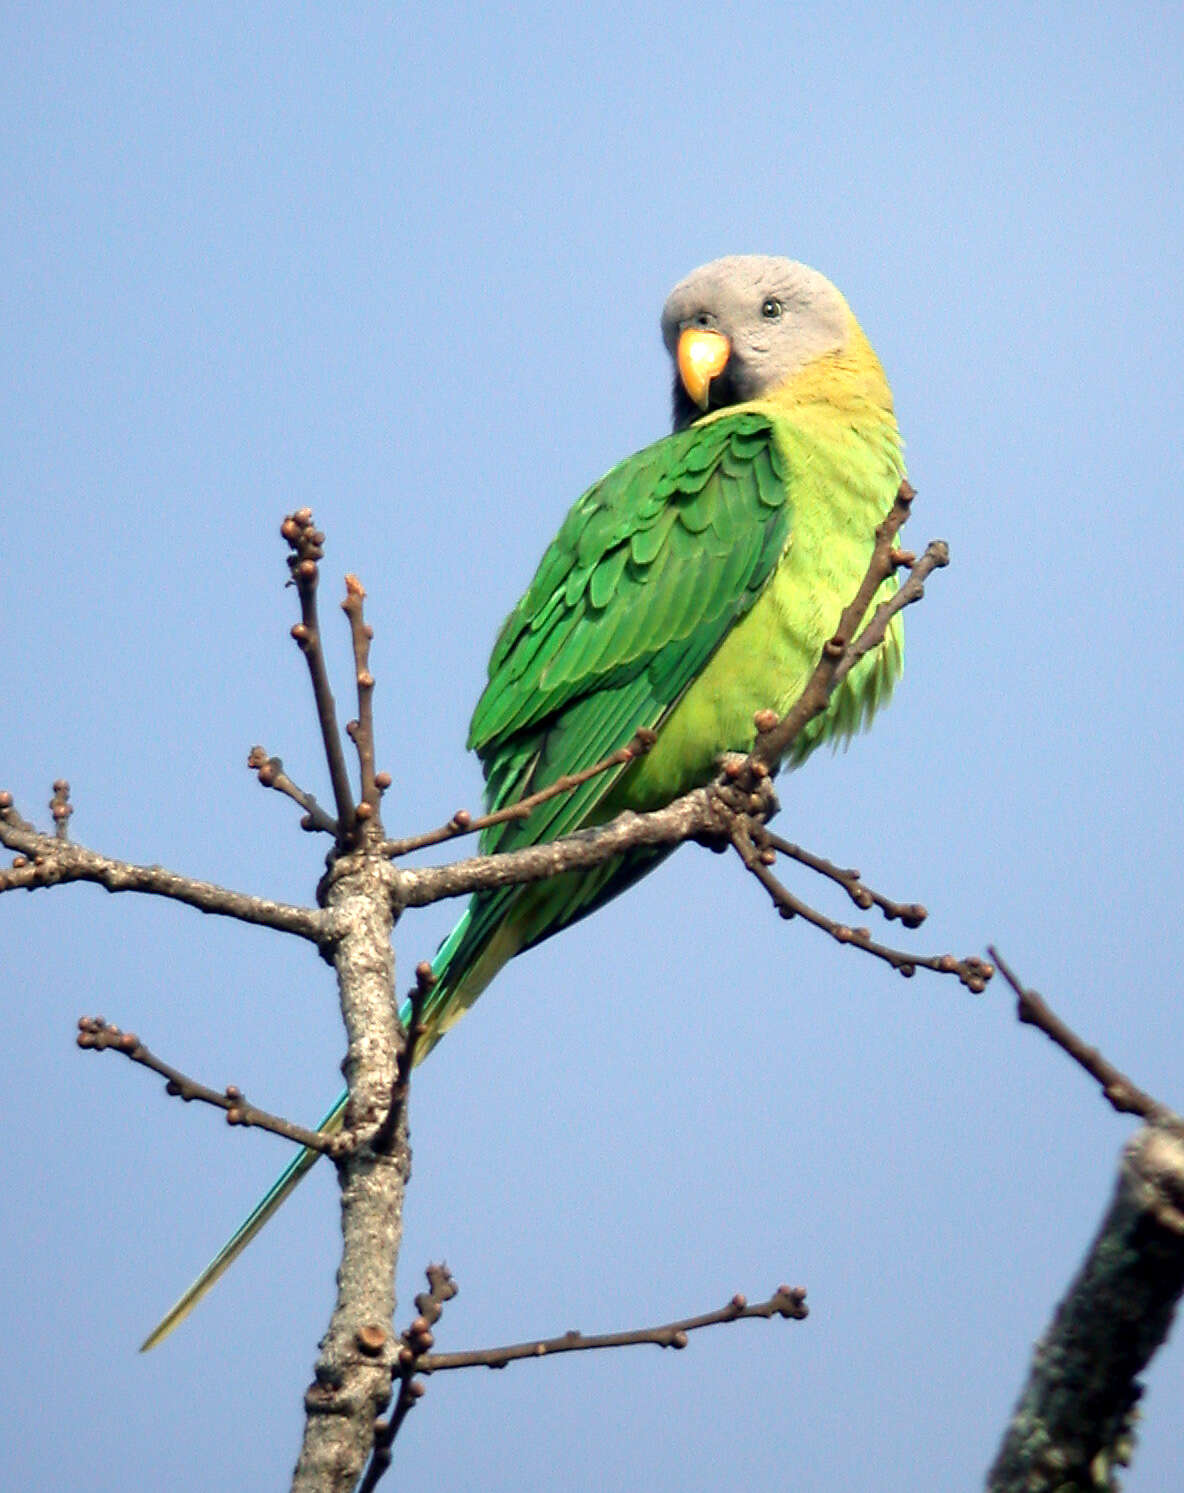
[618,405,905,809]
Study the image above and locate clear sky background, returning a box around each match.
[4,4,1183,1489]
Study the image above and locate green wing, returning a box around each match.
[417,411,793,1035]
[473,411,789,828]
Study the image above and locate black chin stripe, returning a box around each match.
[672,379,698,431]
[671,365,745,432]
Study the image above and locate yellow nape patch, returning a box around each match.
[766,316,895,417]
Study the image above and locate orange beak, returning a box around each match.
[677,327,731,411]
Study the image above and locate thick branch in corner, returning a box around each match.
[984,956,1184,1488]
[987,1125,1184,1492]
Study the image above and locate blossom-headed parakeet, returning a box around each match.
[143,255,905,1348]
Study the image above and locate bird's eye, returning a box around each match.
[760,297,783,319]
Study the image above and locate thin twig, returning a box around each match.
[760,831,927,927]
[396,962,435,1084]
[343,574,383,818]
[282,508,357,840]
[248,746,339,835]
[361,1277,807,1489]
[419,1285,808,1373]
[380,729,657,859]
[989,948,1180,1125]
[732,822,991,992]
[75,1017,346,1155]
[829,539,949,688]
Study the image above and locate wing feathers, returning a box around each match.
[469,414,790,762]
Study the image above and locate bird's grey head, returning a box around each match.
[660,256,852,430]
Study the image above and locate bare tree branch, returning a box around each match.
[342,573,384,817]
[762,830,928,928]
[990,948,1181,1127]
[291,841,406,1493]
[984,957,1184,1489]
[282,508,358,839]
[751,483,946,771]
[371,961,436,1156]
[987,1124,1184,1492]
[361,1268,808,1490]
[75,1017,347,1155]
[732,820,993,992]
[5,493,962,1490]
[248,746,340,836]
[394,789,725,907]
[0,804,326,939]
[417,1284,809,1373]
[361,1263,460,1492]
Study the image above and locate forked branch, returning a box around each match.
[418,1284,809,1373]
[360,1267,808,1490]
[732,821,991,992]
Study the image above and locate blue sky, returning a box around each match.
[4,4,1183,1489]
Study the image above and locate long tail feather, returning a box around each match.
[138,1090,349,1351]
[140,907,519,1350]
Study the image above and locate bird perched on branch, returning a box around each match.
[143,255,906,1348]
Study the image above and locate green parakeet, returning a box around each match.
[143,255,906,1349]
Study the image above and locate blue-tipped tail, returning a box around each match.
[140,907,512,1350]
[138,1089,350,1351]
